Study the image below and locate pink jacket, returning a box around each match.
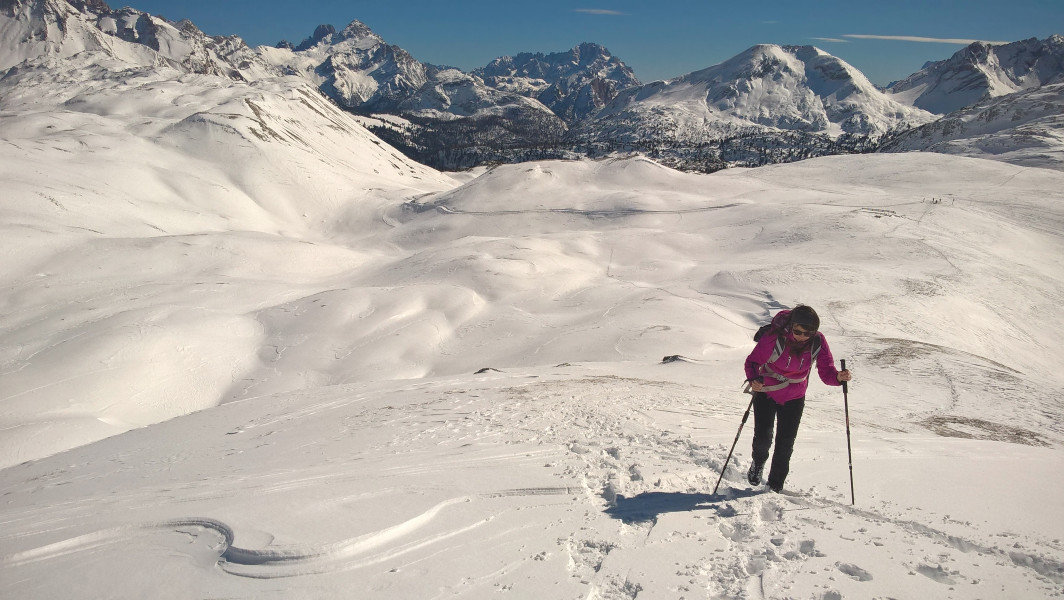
[744,330,843,404]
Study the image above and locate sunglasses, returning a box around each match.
[791,325,817,338]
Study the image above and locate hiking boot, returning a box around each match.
[768,481,783,493]
[747,461,764,486]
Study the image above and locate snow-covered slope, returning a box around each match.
[579,44,936,144]
[0,0,150,68]
[880,82,1064,169]
[0,44,455,465]
[2,149,1064,598]
[888,35,1064,115]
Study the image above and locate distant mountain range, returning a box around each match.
[2,0,1062,171]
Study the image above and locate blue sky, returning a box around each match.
[131,0,1062,86]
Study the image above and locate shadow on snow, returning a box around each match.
[604,488,764,523]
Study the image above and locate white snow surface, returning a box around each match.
[3,49,1064,600]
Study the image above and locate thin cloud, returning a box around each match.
[574,9,627,16]
[844,34,1008,45]
[813,37,849,43]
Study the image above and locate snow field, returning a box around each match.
[3,46,1064,598]
[2,365,1061,599]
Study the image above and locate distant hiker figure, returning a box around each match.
[744,305,851,493]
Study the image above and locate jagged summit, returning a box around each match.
[338,20,378,42]
[292,20,382,51]
[473,42,639,123]
[285,19,428,111]
[478,42,633,80]
[294,24,337,51]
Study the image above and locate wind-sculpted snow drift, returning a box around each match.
[0,50,454,466]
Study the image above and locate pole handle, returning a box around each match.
[841,359,848,394]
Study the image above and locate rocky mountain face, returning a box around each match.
[281,20,431,113]
[272,33,636,167]
[2,0,1062,172]
[887,36,1064,115]
[473,42,641,124]
[263,18,573,167]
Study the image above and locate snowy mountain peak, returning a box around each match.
[571,41,613,65]
[888,35,1064,114]
[683,44,858,88]
[585,42,933,148]
[292,20,428,111]
[339,19,378,42]
[879,80,1064,169]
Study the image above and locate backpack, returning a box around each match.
[754,309,822,365]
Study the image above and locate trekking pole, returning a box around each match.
[712,384,754,495]
[842,359,855,506]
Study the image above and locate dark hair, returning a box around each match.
[790,305,820,332]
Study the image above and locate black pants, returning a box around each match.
[751,392,805,490]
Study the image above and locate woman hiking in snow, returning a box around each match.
[744,305,851,493]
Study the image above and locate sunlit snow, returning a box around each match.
[2,6,1064,600]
